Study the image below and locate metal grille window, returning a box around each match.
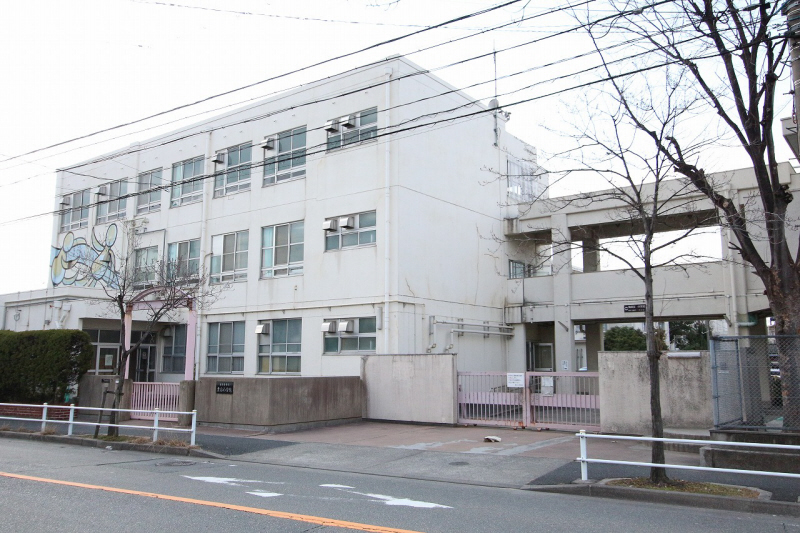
[210,231,248,283]
[171,156,204,207]
[96,180,128,224]
[264,126,306,185]
[162,324,187,373]
[137,169,162,214]
[134,246,159,288]
[325,211,376,251]
[60,189,90,232]
[257,319,302,373]
[167,239,200,279]
[322,317,376,353]
[207,322,245,373]
[261,221,303,278]
[509,260,525,279]
[215,143,251,197]
[326,107,378,150]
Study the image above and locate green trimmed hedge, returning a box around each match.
[0,330,94,403]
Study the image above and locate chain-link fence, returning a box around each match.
[711,335,800,431]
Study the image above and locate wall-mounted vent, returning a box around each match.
[260,137,275,150]
[338,216,355,229]
[60,197,71,206]
[321,320,337,333]
[322,219,338,232]
[96,185,108,196]
[211,152,225,164]
[255,323,270,335]
[324,119,339,133]
[340,115,356,129]
[337,319,354,333]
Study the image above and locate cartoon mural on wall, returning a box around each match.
[50,224,120,289]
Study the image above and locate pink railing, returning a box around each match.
[130,382,180,421]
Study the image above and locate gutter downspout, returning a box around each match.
[195,130,212,381]
[383,66,392,353]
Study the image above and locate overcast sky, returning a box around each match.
[0,0,794,295]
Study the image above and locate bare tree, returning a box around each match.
[569,1,800,430]
[91,221,220,436]
[534,81,717,482]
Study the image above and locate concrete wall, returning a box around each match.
[195,376,361,429]
[598,351,713,434]
[362,353,457,424]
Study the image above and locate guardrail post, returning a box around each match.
[153,408,160,442]
[190,410,197,446]
[41,403,48,433]
[579,430,588,481]
[67,404,75,436]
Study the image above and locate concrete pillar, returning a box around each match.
[585,323,602,371]
[178,380,197,426]
[118,379,132,422]
[185,306,197,381]
[582,234,601,273]
[551,214,575,369]
[506,324,527,372]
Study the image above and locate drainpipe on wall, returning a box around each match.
[195,130,213,381]
[383,65,392,354]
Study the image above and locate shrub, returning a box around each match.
[0,330,93,403]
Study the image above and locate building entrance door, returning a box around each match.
[133,345,157,382]
[526,342,554,372]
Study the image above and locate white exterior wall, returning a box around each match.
[4,56,538,379]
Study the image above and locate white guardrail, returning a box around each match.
[0,403,197,445]
[577,430,800,481]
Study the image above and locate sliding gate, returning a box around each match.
[457,372,600,431]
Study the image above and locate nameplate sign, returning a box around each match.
[216,381,234,394]
[624,304,646,313]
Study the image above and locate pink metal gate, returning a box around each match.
[130,382,180,421]
[457,372,600,430]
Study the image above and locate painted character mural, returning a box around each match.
[50,224,120,289]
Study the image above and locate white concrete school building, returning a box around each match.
[0,56,545,384]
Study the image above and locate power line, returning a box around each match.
[0,0,526,165]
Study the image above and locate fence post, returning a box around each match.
[67,404,75,436]
[190,410,197,446]
[153,408,160,442]
[579,430,588,481]
[41,403,48,433]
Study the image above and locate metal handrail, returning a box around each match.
[576,430,800,481]
[0,402,197,445]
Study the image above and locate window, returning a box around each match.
[507,157,546,204]
[215,143,251,197]
[96,180,128,224]
[167,239,200,279]
[137,169,162,214]
[171,156,204,207]
[261,222,303,278]
[163,324,187,373]
[83,329,120,374]
[325,211,376,251]
[509,260,525,279]
[326,107,378,150]
[207,322,245,373]
[264,126,306,185]
[210,231,248,283]
[60,189,90,232]
[258,318,302,373]
[134,246,159,288]
[322,317,376,353]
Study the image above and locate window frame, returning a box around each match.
[162,324,187,373]
[325,211,377,251]
[210,230,248,283]
[326,107,378,151]
[171,156,204,207]
[264,126,306,186]
[261,221,304,278]
[137,168,163,214]
[322,317,377,354]
[214,142,252,197]
[96,180,128,224]
[134,245,159,288]
[206,321,245,374]
[167,239,200,281]
[257,318,302,374]
[59,189,91,232]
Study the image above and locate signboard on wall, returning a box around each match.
[506,373,525,388]
[216,381,234,394]
[624,304,646,313]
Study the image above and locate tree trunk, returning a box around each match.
[645,265,669,483]
[770,299,800,431]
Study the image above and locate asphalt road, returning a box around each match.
[1,439,798,532]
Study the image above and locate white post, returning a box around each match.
[41,403,48,433]
[153,408,160,442]
[67,404,75,436]
[190,410,197,446]
[579,430,588,481]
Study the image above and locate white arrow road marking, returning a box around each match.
[183,476,284,486]
[319,484,355,489]
[246,491,283,498]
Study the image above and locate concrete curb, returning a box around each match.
[522,482,800,517]
[0,430,219,459]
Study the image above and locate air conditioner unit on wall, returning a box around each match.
[255,323,270,335]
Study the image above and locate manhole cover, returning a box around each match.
[156,460,196,467]
[449,461,469,466]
